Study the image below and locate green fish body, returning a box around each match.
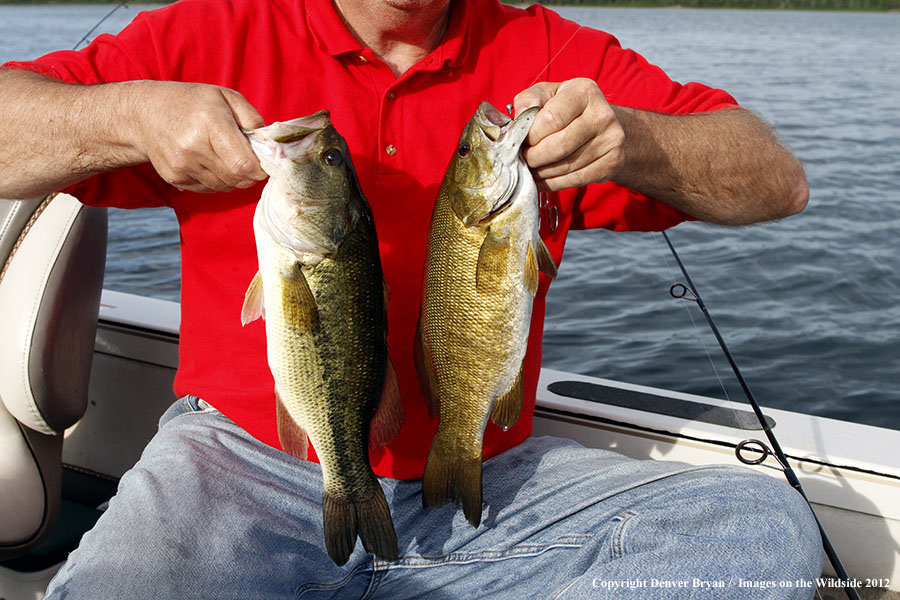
[415,103,557,527]
[242,112,402,565]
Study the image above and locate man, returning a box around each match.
[0,0,820,597]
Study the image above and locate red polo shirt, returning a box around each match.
[4,0,737,479]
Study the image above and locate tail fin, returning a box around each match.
[356,484,398,561]
[322,481,398,566]
[422,437,483,527]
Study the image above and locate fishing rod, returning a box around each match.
[660,230,860,600]
[72,0,129,51]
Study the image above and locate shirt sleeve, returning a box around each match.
[541,9,739,231]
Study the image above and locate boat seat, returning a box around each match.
[0,194,107,560]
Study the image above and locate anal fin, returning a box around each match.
[369,355,404,448]
[491,364,524,431]
[414,316,440,420]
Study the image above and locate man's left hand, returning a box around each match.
[513,78,624,192]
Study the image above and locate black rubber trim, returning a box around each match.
[547,380,775,430]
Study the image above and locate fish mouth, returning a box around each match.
[471,103,539,222]
[473,103,539,158]
[248,110,345,259]
[246,111,332,168]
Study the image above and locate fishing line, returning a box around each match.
[660,230,860,600]
[72,0,129,51]
[528,26,586,90]
[652,233,734,404]
[506,25,586,117]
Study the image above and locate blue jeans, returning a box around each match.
[45,396,823,599]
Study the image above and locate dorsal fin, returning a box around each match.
[414,316,440,420]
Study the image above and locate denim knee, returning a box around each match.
[711,466,824,578]
[158,394,215,428]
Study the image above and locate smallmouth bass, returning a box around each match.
[415,102,558,527]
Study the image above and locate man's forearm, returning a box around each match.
[0,69,266,199]
[0,69,144,199]
[612,106,809,226]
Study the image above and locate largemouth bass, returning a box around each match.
[415,102,557,527]
[241,111,402,565]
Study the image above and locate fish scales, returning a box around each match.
[242,111,401,566]
[416,103,556,528]
[263,214,383,493]
[425,190,530,427]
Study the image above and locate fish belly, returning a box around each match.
[255,226,396,565]
[420,192,534,526]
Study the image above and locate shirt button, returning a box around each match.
[386,91,395,100]
[385,144,397,156]
[357,55,367,63]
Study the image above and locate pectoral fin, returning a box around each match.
[524,244,539,297]
[283,264,319,330]
[276,390,309,460]
[491,363,524,430]
[241,271,265,325]
[475,230,510,293]
[524,237,557,297]
[370,355,404,448]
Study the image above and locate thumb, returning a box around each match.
[512,82,560,117]
[221,88,265,130]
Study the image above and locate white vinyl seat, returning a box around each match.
[0,194,106,560]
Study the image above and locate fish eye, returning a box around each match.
[323,149,343,167]
[457,142,471,157]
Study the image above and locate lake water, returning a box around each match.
[2,4,898,430]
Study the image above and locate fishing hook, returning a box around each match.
[539,191,558,233]
[502,103,559,234]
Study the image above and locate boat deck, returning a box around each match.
[2,290,898,599]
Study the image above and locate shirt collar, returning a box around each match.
[306,0,472,69]
[306,0,364,57]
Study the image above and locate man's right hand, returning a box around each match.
[0,70,267,198]
[129,81,267,193]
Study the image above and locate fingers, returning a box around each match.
[221,87,265,131]
[526,107,624,190]
[512,82,559,121]
[210,88,268,188]
[139,82,267,193]
[513,78,625,192]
